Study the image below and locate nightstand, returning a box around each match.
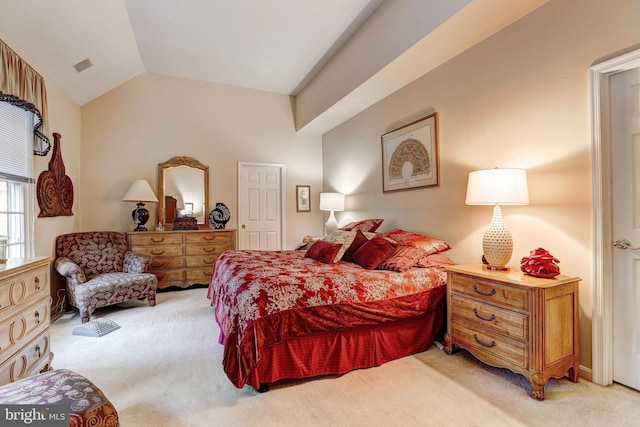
[444,263,581,400]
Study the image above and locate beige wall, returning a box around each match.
[321,0,640,371]
[80,72,323,249]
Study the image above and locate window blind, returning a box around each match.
[0,101,34,183]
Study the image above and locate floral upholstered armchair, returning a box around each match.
[55,231,157,323]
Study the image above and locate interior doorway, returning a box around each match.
[237,161,285,250]
[591,47,640,387]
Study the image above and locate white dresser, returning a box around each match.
[0,257,52,385]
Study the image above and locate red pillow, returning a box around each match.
[339,218,383,233]
[416,252,457,268]
[305,240,343,264]
[342,229,370,262]
[377,246,426,272]
[352,236,396,269]
[381,229,450,255]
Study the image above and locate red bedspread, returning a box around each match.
[208,250,447,388]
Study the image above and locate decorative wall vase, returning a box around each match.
[209,202,230,229]
[37,132,74,217]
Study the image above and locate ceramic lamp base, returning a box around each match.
[482,205,513,269]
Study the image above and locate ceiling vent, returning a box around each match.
[73,58,93,73]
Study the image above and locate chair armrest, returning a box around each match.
[55,257,87,288]
[123,251,150,274]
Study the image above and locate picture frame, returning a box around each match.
[296,185,311,212]
[381,113,439,192]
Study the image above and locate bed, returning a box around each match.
[207,225,452,390]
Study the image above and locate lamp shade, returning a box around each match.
[465,168,529,206]
[123,180,158,203]
[319,192,345,212]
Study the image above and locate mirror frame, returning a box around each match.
[157,156,209,229]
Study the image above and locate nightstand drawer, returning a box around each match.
[451,295,528,341]
[452,318,528,369]
[450,274,528,312]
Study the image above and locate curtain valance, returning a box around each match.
[0,38,51,156]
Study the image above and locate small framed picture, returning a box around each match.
[382,113,439,192]
[296,185,311,212]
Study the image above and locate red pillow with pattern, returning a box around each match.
[381,229,450,255]
[416,252,457,268]
[342,229,374,262]
[339,218,384,233]
[377,245,427,272]
[305,240,343,264]
[352,236,397,269]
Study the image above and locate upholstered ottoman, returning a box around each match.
[0,369,119,427]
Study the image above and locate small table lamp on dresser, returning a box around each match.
[465,168,529,270]
[123,179,158,231]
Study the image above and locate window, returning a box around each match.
[0,101,35,258]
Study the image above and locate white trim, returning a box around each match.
[590,48,640,386]
[237,161,286,250]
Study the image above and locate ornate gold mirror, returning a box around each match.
[157,156,209,229]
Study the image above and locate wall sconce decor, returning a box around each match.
[37,132,74,217]
[123,180,158,231]
[320,192,345,236]
[465,168,529,270]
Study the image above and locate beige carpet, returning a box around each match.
[50,288,640,426]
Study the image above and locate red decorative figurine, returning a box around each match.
[520,248,560,278]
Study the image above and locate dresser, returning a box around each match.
[127,229,236,289]
[444,263,581,400]
[0,257,52,385]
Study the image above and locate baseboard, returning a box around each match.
[580,365,593,382]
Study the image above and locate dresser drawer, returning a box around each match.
[186,232,232,245]
[0,329,50,385]
[149,257,185,270]
[0,297,50,361]
[0,265,48,320]
[153,269,184,284]
[186,255,218,269]
[186,244,229,257]
[452,318,528,369]
[134,245,184,258]
[451,295,528,341]
[128,233,183,246]
[186,267,213,284]
[450,274,528,312]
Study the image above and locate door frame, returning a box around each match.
[591,47,640,386]
[237,161,286,250]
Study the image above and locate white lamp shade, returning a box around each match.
[319,192,345,212]
[123,180,158,203]
[465,168,529,206]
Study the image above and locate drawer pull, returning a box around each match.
[151,249,166,255]
[151,237,166,243]
[203,248,217,253]
[203,259,215,265]
[35,311,40,323]
[151,262,166,268]
[203,236,216,240]
[473,333,497,348]
[473,308,496,322]
[35,277,41,290]
[156,274,165,280]
[35,345,41,358]
[473,284,496,297]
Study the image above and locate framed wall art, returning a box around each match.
[381,113,439,192]
[296,185,311,212]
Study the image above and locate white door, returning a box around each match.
[237,162,284,250]
[611,67,640,391]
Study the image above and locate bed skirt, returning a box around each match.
[243,303,445,390]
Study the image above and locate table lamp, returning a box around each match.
[123,180,159,231]
[465,168,529,270]
[319,192,345,236]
